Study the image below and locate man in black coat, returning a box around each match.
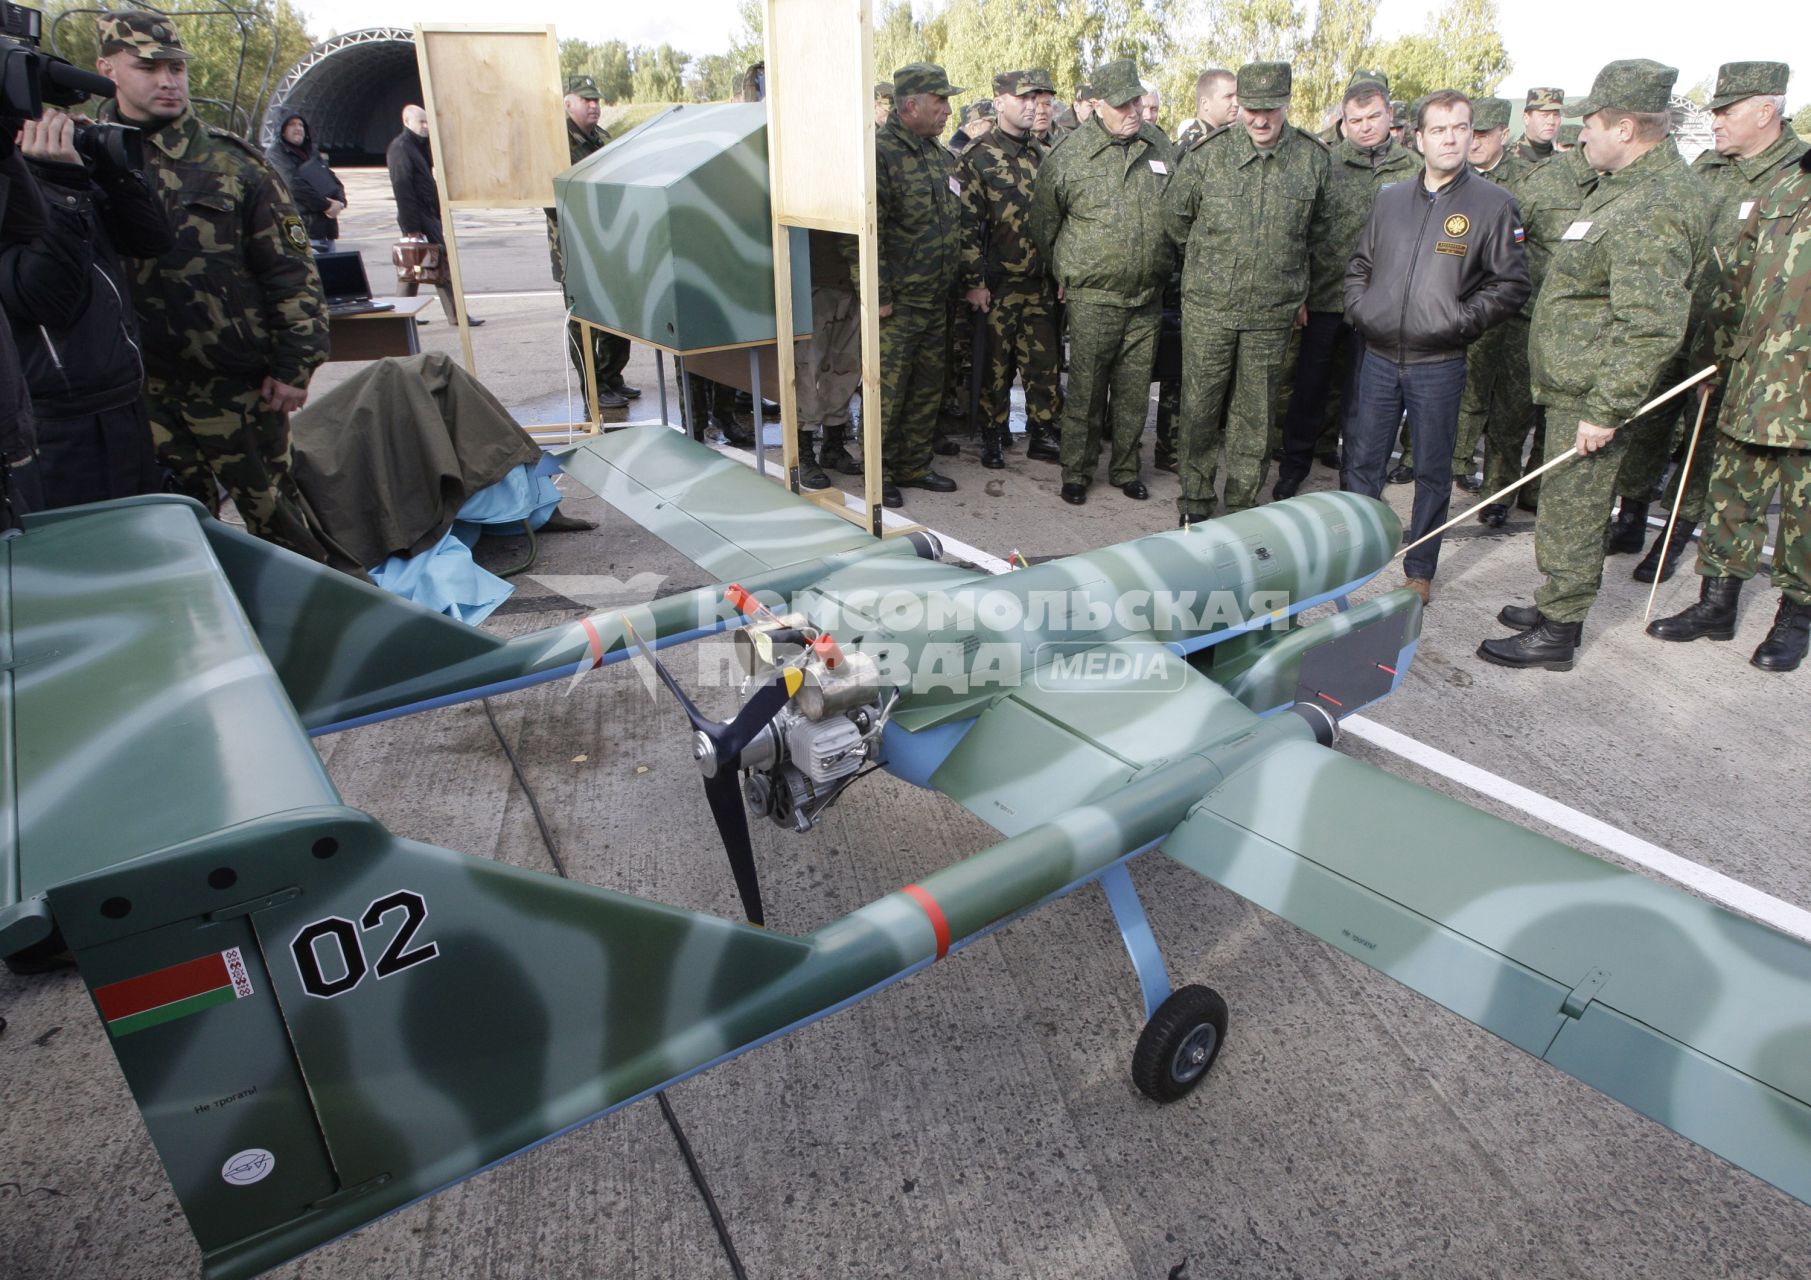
[265,112,345,249]
[385,105,480,325]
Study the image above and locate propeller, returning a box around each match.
[623,620,801,926]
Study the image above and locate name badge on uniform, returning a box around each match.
[1739,200,1756,221]
[1149,159,1169,175]
[1561,221,1592,240]
[949,175,962,196]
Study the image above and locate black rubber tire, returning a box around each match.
[1132,984,1229,1103]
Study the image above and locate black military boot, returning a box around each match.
[1633,518,1695,583]
[1477,618,1584,671]
[1496,603,1542,630]
[1752,596,1811,672]
[981,431,1005,469]
[1027,430,1060,462]
[1477,503,1508,527]
[1606,500,1650,554]
[1646,576,1741,643]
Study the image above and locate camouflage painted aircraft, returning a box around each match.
[3,426,1809,1279]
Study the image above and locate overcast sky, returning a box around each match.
[293,0,1806,107]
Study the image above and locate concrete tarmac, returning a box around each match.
[3,168,1808,1280]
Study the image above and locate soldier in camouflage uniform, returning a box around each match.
[1480,60,1711,671]
[1444,96,1531,490]
[1030,59,1173,506]
[959,69,1061,469]
[795,230,863,489]
[1275,70,1421,499]
[1649,147,1811,671]
[875,63,966,507]
[875,82,894,129]
[1515,88,1566,165]
[1473,143,1600,526]
[1612,61,1805,582]
[940,100,996,435]
[548,77,636,413]
[1167,61,1333,525]
[96,11,330,561]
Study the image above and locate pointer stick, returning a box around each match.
[1392,365,1719,563]
[1643,386,1713,622]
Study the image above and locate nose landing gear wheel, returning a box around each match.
[1132,984,1228,1102]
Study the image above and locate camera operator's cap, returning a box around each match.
[1347,68,1389,95]
[566,76,601,100]
[1523,87,1565,111]
[1708,61,1790,111]
[1576,59,1677,117]
[1472,96,1513,131]
[994,68,1055,96]
[1237,61,1293,111]
[1089,59,1143,107]
[97,10,190,61]
[893,62,962,99]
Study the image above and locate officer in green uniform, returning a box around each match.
[960,69,1061,468]
[1167,61,1333,525]
[1473,143,1600,526]
[875,82,894,129]
[1445,96,1530,490]
[1479,60,1711,671]
[940,99,995,438]
[1612,61,1805,582]
[1516,88,1566,164]
[1649,147,1811,671]
[1029,59,1173,506]
[548,76,636,412]
[875,62,966,507]
[96,11,329,561]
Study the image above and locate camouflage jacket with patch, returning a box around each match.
[1701,153,1811,448]
[875,118,965,309]
[1028,116,1174,308]
[1474,149,1531,188]
[1166,123,1335,327]
[1306,136,1421,312]
[959,127,1048,291]
[1528,141,1710,424]
[1510,146,1597,316]
[1690,123,1807,359]
[102,106,326,387]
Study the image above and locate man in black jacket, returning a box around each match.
[1344,89,1529,602]
[385,105,479,326]
[265,113,345,249]
[0,106,174,508]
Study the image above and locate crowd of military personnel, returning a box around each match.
[840,52,1809,675]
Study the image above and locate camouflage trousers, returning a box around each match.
[1697,435,1810,605]
[1531,400,1644,623]
[981,281,1061,440]
[797,282,859,451]
[1176,317,1288,521]
[1616,357,1716,522]
[1457,315,1532,479]
[943,296,973,422]
[566,319,629,408]
[682,372,738,438]
[880,299,950,483]
[144,375,329,562]
[1059,299,1159,488]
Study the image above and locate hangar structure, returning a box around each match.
[259,26,423,166]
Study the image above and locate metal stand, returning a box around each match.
[749,348,766,475]
[677,356,693,437]
[656,351,669,426]
[1100,863,1172,1019]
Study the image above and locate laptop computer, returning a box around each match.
[317,251,395,316]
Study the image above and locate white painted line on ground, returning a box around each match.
[469,289,564,300]
[1342,714,1811,941]
[587,425,1808,938]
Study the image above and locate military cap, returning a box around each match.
[1523,87,1565,111]
[1472,96,1512,131]
[1562,95,1587,117]
[994,68,1055,96]
[566,76,601,100]
[1347,68,1390,95]
[96,10,190,61]
[1707,61,1791,111]
[1390,99,1408,127]
[874,81,895,101]
[1576,59,1678,116]
[1074,82,1094,101]
[1089,59,1144,107]
[1238,61,1293,111]
[1558,123,1582,146]
[893,62,963,99]
[961,100,995,126]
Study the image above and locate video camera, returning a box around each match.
[0,2,142,170]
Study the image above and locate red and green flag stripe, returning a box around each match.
[94,948,255,1037]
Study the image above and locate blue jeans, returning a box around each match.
[1344,348,1469,581]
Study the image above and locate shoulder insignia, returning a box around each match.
[1293,125,1331,151]
[1184,122,1232,154]
[207,127,271,166]
[281,213,310,252]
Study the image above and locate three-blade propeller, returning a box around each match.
[623,621,800,926]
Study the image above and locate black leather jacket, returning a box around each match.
[1344,164,1529,364]
[386,128,442,244]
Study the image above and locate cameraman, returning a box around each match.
[0,105,173,507]
[0,129,45,522]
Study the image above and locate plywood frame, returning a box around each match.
[763,0,885,534]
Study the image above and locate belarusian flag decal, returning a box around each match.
[95,948,256,1037]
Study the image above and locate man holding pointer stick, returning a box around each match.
[1478,60,1712,672]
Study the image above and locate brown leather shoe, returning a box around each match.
[1403,576,1432,605]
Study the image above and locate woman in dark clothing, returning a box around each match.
[265,113,346,250]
